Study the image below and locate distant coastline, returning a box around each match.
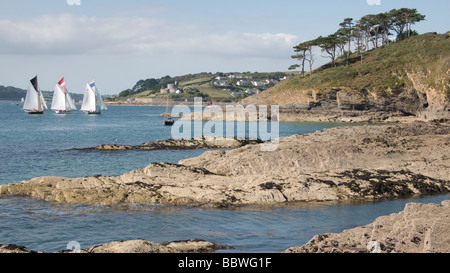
[105,99,428,123]
[5,98,441,123]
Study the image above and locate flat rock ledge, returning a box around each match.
[0,239,228,254]
[1,121,449,208]
[284,200,450,253]
[181,107,414,123]
[72,137,263,151]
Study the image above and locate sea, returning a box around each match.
[0,101,449,253]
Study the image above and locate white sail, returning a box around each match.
[23,76,46,112]
[55,77,76,111]
[23,83,39,111]
[51,84,67,111]
[39,91,48,110]
[81,78,107,113]
[96,89,107,110]
[66,91,77,110]
[80,83,96,112]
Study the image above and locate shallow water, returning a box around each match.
[0,101,448,253]
[0,101,351,185]
[1,194,449,253]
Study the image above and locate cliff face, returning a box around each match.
[406,69,449,119]
[243,33,450,119]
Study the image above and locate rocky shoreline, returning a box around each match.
[72,137,263,151]
[2,200,448,253]
[284,200,450,253]
[0,239,229,253]
[181,106,419,123]
[1,120,449,253]
[275,108,419,123]
[1,120,449,207]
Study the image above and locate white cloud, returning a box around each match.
[0,14,298,59]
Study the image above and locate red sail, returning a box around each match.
[58,77,66,93]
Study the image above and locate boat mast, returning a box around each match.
[166,95,169,120]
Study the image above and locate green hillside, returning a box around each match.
[117,72,291,101]
[0,86,27,100]
[0,85,83,102]
[243,32,450,115]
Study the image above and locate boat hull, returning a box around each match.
[164,119,175,126]
[27,111,44,115]
[86,111,101,115]
[55,110,71,114]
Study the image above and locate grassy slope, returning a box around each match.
[128,72,293,100]
[131,75,232,100]
[244,32,450,106]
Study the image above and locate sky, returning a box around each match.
[0,0,449,95]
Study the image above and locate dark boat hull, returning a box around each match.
[28,111,44,115]
[164,119,174,126]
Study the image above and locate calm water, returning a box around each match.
[0,101,448,253]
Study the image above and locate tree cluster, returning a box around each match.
[0,85,27,100]
[290,8,425,76]
[119,76,173,97]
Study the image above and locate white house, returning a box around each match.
[236,80,249,86]
[214,80,229,86]
[251,81,266,87]
[160,83,180,94]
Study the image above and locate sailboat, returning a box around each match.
[80,78,107,114]
[51,77,77,114]
[22,76,47,114]
[164,95,174,126]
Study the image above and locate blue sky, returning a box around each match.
[0,0,449,95]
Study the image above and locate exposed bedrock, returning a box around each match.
[284,200,450,253]
[72,137,263,151]
[1,121,449,207]
[0,239,228,253]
